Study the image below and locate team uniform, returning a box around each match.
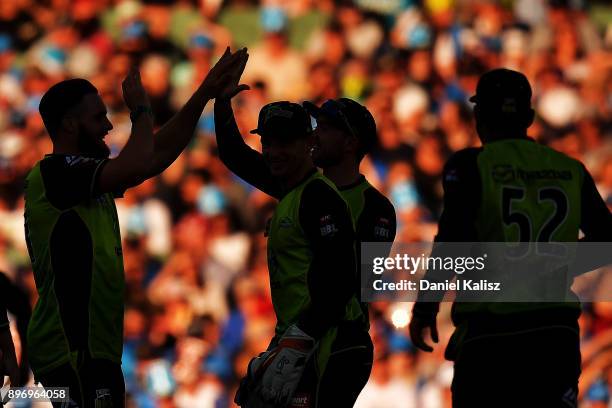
[24,154,125,407]
[266,169,366,406]
[216,100,378,406]
[334,175,396,387]
[414,137,612,407]
[339,176,396,246]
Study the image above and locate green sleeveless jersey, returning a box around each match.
[338,175,396,244]
[337,176,397,330]
[476,139,582,243]
[266,170,364,375]
[24,155,125,375]
[459,139,583,317]
[267,170,363,335]
[414,138,603,360]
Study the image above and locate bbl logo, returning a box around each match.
[492,164,515,182]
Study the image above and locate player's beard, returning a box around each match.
[77,123,111,159]
[78,135,110,159]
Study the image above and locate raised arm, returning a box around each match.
[145,48,249,179]
[97,48,248,194]
[212,51,283,199]
[97,65,155,194]
[214,99,282,199]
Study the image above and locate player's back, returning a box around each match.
[446,138,587,329]
[475,138,582,244]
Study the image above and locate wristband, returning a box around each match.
[130,105,153,122]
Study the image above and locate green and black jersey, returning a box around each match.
[337,175,396,329]
[266,169,360,339]
[214,100,369,374]
[415,137,612,356]
[24,154,125,376]
[338,175,396,244]
[263,169,361,376]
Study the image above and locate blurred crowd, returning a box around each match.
[0,0,611,406]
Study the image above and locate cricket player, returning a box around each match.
[213,56,367,407]
[409,68,612,407]
[24,47,247,407]
[303,98,397,402]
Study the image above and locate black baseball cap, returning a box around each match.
[303,98,377,155]
[469,68,532,114]
[250,101,312,138]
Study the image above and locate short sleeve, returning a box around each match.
[40,155,109,210]
[435,148,482,242]
[359,188,397,243]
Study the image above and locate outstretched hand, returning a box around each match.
[122,65,151,112]
[201,46,250,101]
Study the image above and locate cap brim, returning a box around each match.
[249,128,261,135]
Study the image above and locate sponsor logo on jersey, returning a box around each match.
[515,168,572,181]
[319,214,338,236]
[492,164,515,182]
[374,217,391,238]
[445,168,459,182]
[289,393,311,408]
[492,165,572,183]
[65,155,98,167]
[95,388,112,402]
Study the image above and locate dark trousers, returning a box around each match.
[295,328,374,408]
[451,327,581,408]
[36,352,125,408]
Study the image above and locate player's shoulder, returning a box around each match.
[443,147,483,185]
[362,182,396,217]
[299,176,353,229]
[40,154,104,175]
[531,141,587,178]
[445,147,483,169]
[539,142,583,165]
[302,176,343,203]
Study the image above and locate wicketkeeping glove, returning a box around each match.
[235,350,272,408]
[257,325,316,406]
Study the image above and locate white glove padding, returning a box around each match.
[258,325,316,406]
